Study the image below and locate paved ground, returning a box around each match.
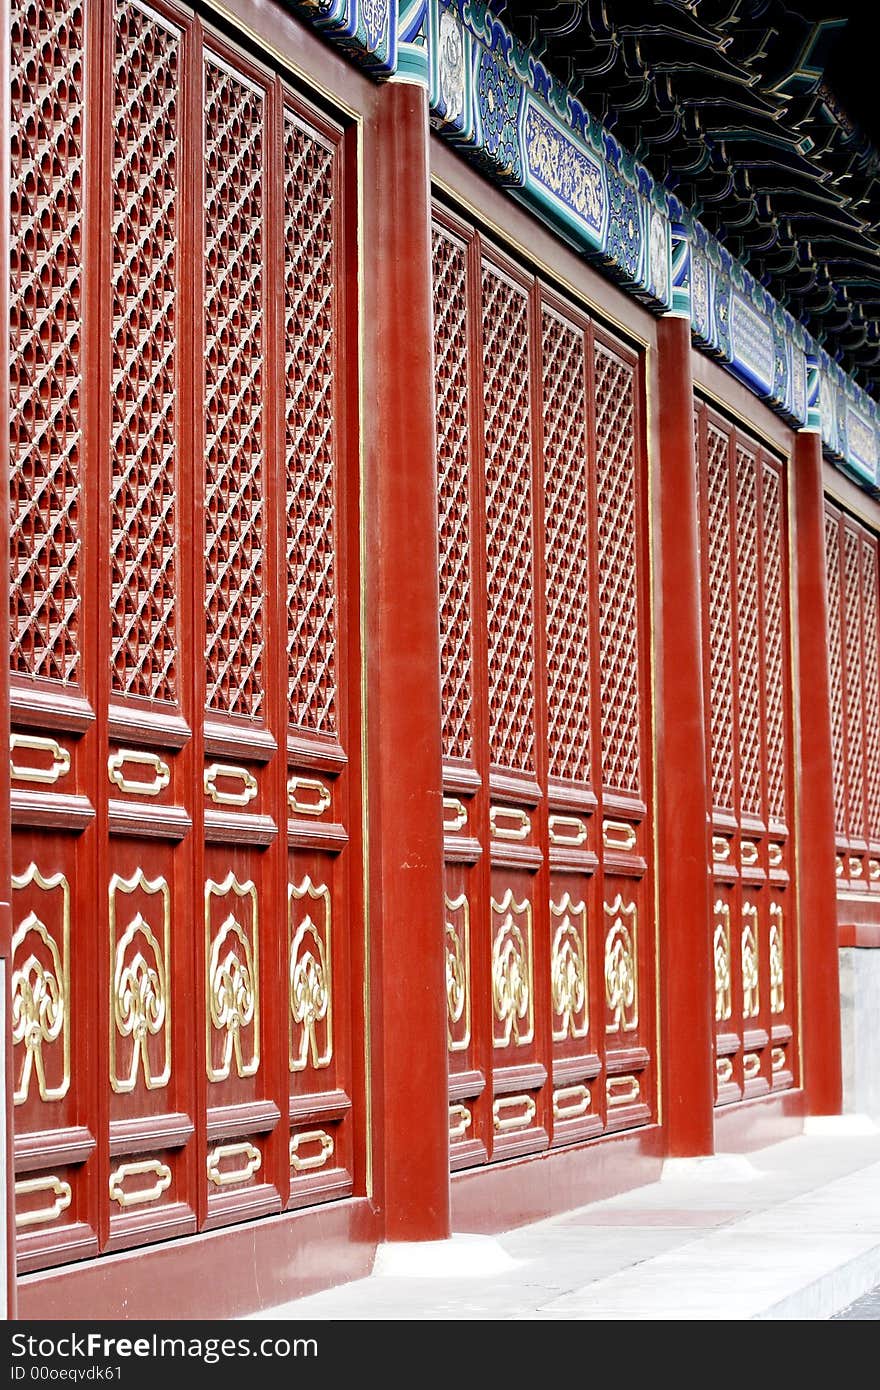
[247,1117,880,1321]
[831,1284,880,1319]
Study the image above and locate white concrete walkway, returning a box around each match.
[247,1118,880,1320]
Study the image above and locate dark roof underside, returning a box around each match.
[497,0,880,394]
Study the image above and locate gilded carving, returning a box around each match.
[110,871,171,1094]
[769,903,784,1015]
[288,877,332,1072]
[206,874,259,1082]
[604,896,638,1033]
[713,901,732,1023]
[11,865,70,1104]
[550,894,588,1041]
[491,890,534,1048]
[206,1141,261,1187]
[445,892,470,1052]
[15,1175,72,1229]
[109,1159,172,1209]
[741,905,759,1019]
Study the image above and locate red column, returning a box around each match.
[363,80,450,1240]
[1,0,17,1316]
[793,429,843,1114]
[654,314,715,1155]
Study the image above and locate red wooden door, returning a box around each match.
[8,0,361,1270]
[695,404,799,1104]
[432,205,657,1168]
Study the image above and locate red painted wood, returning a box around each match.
[838,924,880,947]
[796,431,843,1114]
[451,1126,664,1233]
[16,1196,380,1320]
[712,1090,804,1152]
[654,318,713,1156]
[363,80,450,1241]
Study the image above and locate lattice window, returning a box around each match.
[594,343,640,794]
[735,447,762,818]
[863,539,880,841]
[706,425,735,810]
[825,512,847,836]
[284,109,338,735]
[203,58,265,718]
[482,264,535,774]
[433,226,472,762]
[543,308,590,784]
[9,0,83,682]
[110,0,179,703]
[843,527,865,840]
[762,464,786,823]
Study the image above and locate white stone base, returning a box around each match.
[802,1113,879,1136]
[371,1233,522,1278]
[660,1152,762,1183]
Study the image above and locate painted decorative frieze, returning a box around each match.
[286,0,397,78]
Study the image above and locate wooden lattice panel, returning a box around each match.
[824,511,848,836]
[9,0,83,683]
[433,226,473,762]
[482,263,535,774]
[542,308,591,785]
[863,538,880,841]
[110,0,179,703]
[706,425,735,810]
[594,344,640,794]
[203,57,265,718]
[843,527,866,840]
[735,447,763,819]
[762,464,786,824]
[284,109,338,735]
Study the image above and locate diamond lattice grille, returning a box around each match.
[824,513,848,836]
[110,0,179,702]
[735,447,762,818]
[203,59,265,718]
[594,344,640,794]
[433,226,473,762]
[284,110,338,735]
[9,0,83,683]
[706,425,735,810]
[542,309,591,785]
[482,264,535,774]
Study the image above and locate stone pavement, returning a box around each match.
[248,1116,880,1321]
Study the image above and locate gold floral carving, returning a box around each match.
[445,892,470,1052]
[550,894,588,1041]
[741,905,759,1019]
[491,891,533,1048]
[11,864,70,1104]
[769,903,784,1015]
[713,901,732,1022]
[604,897,638,1033]
[288,878,332,1072]
[110,871,171,1094]
[206,874,259,1082]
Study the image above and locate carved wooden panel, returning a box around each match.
[825,504,880,889]
[9,0,84,684]
[7,5,360,1270]
[433,224,473,765]
[432,212,655,1170]
[203,56,266,720]
[594,344,641,797]
[110,0,179,704]
[482,262,535,776]
[697,405,798,1104]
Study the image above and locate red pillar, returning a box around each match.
[793,429,843,1114]
[654,314,715,1156]
[363,80,450,1240]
